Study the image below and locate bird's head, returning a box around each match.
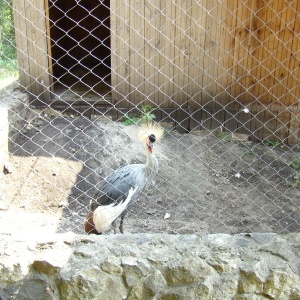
[146,133,156,153]
[84,202,102,235]
[139,123,164,154]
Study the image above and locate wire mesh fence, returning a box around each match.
[0,0,300,235]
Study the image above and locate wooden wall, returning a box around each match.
[111,0,300,143]
[12,0,300,143]
[12,0,51,103]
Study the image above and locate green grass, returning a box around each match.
[0,4,19,89]
[0,60,18,88]
[0,43,19,89]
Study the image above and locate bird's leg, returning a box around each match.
[112,220,117,234]
[119,212,127,234]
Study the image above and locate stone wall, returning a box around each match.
[0,233,299,300]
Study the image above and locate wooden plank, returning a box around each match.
[25,0,37,99]
[218,0,239,105]
[275,111,290,143]
[267,0,287,108]
[153,0,164,107]
[241,0,257,105]
[276,0,296,107]
[160,108,176,124]
[254,0,276,108]
[156,0,173,109]
[127,0,145,107]
[211,105,224,130]
[44,0,54,95]
[235,109,252,135]
[35,0,51,103]
[265,111,278,142]
[224,110,238,133]
[249,108,279,142]
[248,0,269,109]
[201,108,213,131]
[288,112,300,145]
[154,0,165,107]
[249,109,265,142]
[266,0,284,107]
[212,1,230,103]
[143,0,159,106]
[171,0,194,131]
[201,0,216,107]
[175,109,190,133]
[230,0,253,106]
[283,0,300,111]
[189,107,202,131]
[159,0,175,108]
[111,0,130,108]
[207,0,226,106]
[188,0,207,108]
[12,0,30,92]
[13,0,51,103]
[173,0,190,108]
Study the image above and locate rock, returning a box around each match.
[165,258,214,286]
[101,256,122,275]
[0,233,300,300]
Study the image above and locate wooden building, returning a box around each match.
[12,0,300,143]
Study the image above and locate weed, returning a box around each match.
[289,157,300,171]
[124,104,156,126]
[216,131,230,140]
[123,114,139,126]
[284,178,300,188]
[242,150,258,159]
[140,105,156,125]
[263,139,281,148]
[146,189,154,196]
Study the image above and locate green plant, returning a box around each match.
[242,150,258,159]
[0,0,18,86]
[123,104,156,126]
[123,113,139,126]
[263,139,281,148]
[289,157,300,171]
[216,131,230,140]
[140,104,156,125]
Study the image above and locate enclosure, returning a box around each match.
[0,0,299,237]
[12,0,300,142]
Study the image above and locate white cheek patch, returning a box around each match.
[93,186,138,233]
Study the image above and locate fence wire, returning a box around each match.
[0,0,299,235]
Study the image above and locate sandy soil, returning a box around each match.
[1,110,299,236]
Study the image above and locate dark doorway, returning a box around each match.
[48,0,111,99]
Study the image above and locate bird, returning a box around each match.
[84,123,164,235]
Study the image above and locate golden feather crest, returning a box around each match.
[138,123,164,143]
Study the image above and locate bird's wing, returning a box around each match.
[94,164,145,207]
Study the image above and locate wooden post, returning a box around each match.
[12,0,51,104]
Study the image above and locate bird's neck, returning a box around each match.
[145,150,159,177]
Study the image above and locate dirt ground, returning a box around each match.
[1,109,300,236]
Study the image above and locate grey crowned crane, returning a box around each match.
[84,123,163,234]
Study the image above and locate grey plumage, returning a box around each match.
[94,164,152,208]
[85,124,163,234]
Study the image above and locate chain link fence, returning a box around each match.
[0,0,299,235]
